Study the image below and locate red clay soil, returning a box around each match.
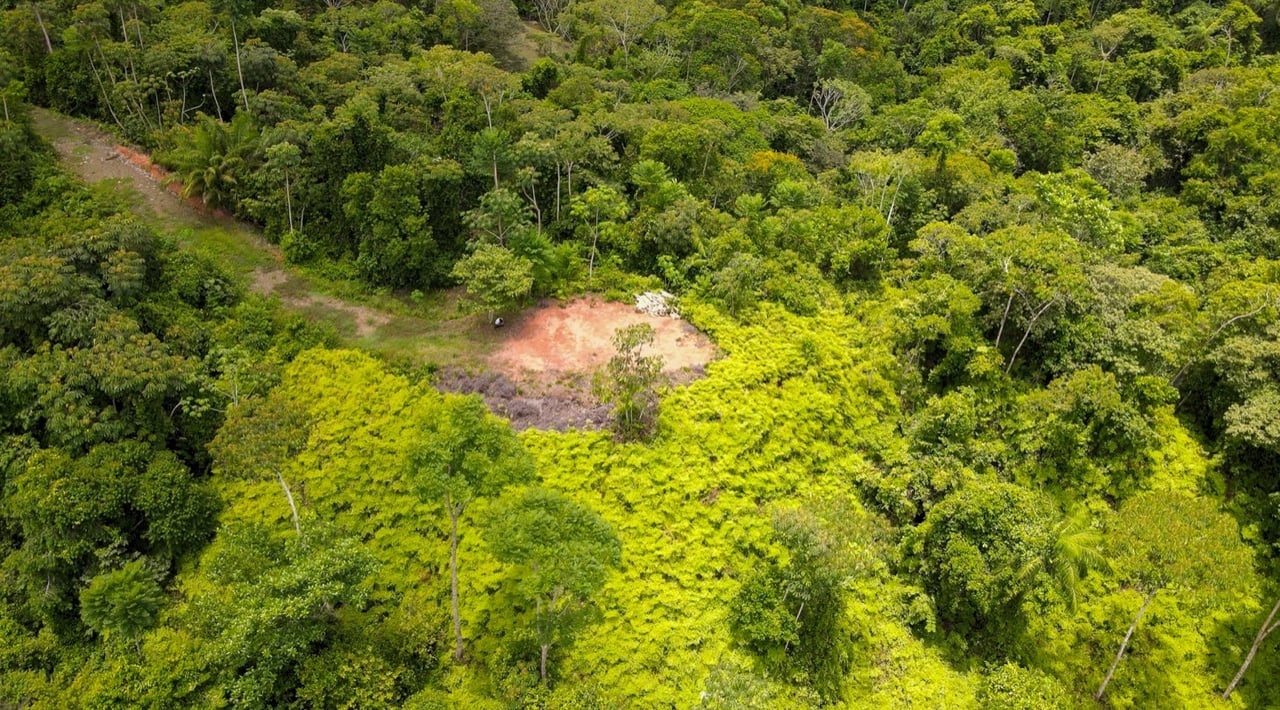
[487,297,717,380]
[113,145,237,221]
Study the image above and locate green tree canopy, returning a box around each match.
[485,486,621,683]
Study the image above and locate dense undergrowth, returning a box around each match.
[3,0,1280,705]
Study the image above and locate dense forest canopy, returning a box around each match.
[2,0,1280,704]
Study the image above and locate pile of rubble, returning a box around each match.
[634,290,679,318]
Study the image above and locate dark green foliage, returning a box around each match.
[5,0,1280,704]
[730,508,852,703]
[404,393,536,661]
[80,560,165,650]
[0,132,342,705]
[190,523,378,706]
[159,113,260,211]
[451,243,534,319]
[909,482,1056,652]
[4,442,217,625]
[0,82,45,208]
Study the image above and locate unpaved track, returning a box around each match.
[31,109,718,431]
[33,109,417,339]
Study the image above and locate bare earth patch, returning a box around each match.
[439,297,717,431]
[489,297,716,377]
[288,293,393,338]
[247,269,387,337]
[35,108,199,225]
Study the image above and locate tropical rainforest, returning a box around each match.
[1,0,1279,704]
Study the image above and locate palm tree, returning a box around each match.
[163,112,259,210]
[1019,510,1111,611]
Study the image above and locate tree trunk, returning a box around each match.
[1006,297,1056,373]
[231,18,249,111]
[1096,589,1157,701]
[32,4,53,54]
[88,54,126,130]
[275,469,301,536]
[566,162,573,206]
[994,288,1014,349]
[132,5,145,49]
[208,67,223,118]
[284,173,294,234]
[540,643,549,682]
[450,502,464,662]
[1222,595,1280,699]
[588,229,599,279]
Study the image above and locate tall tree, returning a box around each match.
[729,507,855,703]
[485,486,621,683]
[569,185,627,280]
[403,395,535,663]
[450,243,535,322]
[1095,491,1252,700]
[208,390,311,536]
[910,481,1056,651]
[573,0,665,69]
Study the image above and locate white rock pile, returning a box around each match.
[634,290,679,318]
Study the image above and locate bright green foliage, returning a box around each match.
[451,243,534,320]
[1109,490,1250,597]
[977,663,1071,710]
[485,486,621,682]
[1022,512,1110,613]
[1089,490,1256,702]
[80,560,164,651]
[225,349,445,584]
[209,390,312,534]
[188,523,378,706]
[9,0,1280,702]
[405,395,536,518]
[1012,366,1159,498]
[404,393,535,661]
[520,304,917,705]
[693,661,818,709]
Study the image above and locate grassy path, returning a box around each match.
[32,108,496,367]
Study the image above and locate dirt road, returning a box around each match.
[32,109,436,342]
[30,109,718,430]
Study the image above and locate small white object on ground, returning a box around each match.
[634,290,679,318]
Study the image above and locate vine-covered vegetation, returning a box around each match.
[2,0,1280,704]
